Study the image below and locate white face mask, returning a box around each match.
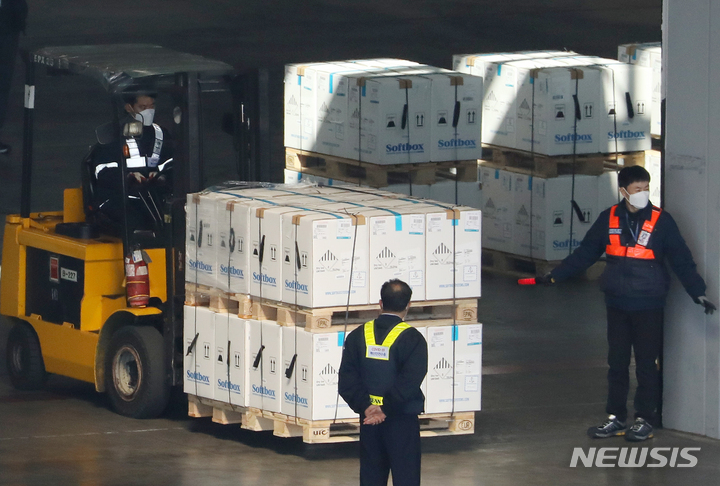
[133,108,155,127]
[622,189,650,210]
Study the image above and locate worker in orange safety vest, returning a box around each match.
[530,165,715,442]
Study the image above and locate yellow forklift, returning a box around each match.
[0,45,253,418]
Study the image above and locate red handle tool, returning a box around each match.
[517,278,536,285]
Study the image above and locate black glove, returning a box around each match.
[695,296,717,315]
[535,273,555,286]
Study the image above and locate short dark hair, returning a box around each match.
[380,279,412,312]
[122,92,157,105]
[618,165,650,189]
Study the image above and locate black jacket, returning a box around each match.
[338,314,428,417]
[551,201,706,310]
[84,124,173,235]
[0,0,28,33]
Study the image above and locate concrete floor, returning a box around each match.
[3,1,719,484]
[2,275,720,485]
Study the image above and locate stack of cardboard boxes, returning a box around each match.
[184,184,483,421]
[284,59,484,165]
[453,52,653,155]
[448,50,661,260]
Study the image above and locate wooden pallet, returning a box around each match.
[184,283,477,330]
[481,144,646,178]
[252,297,478,331]
[482,248,605,280]
[285,148,477,188]
[185,283,253,317]
[188,395,475,444]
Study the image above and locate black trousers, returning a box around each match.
[606,306,664,423]
[0,30,20,133]
[359,414,421,486]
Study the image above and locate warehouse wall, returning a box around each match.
[663,0,720,438]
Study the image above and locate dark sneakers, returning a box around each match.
[587,415,627,438]
[0,142,10,155]
[626,418,654,442]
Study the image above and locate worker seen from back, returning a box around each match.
[339,279,428,486]
[532,165,716,442]
[85,91,173,237]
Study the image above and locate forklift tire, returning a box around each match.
[6,322,48,391]
[105,326,170,419]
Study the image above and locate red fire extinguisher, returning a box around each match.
[125,248,150,307]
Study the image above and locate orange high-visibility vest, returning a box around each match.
[606,204,662,260]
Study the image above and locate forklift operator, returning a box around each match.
[84,92,174,237]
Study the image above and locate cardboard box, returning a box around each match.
[422,206,482,300]
[567,56,652,153]
[183,306,215,400]
[517,60,604,156]
[346,73,433,165]
[186,192,232,287]
[281,208,370,307]
[250,206,305,302]
[215,196,280,294]
[284,63,317,151]
[425,73,483,162]
[425,324,482,413]
[618,43,662,137]
[281,328,356,420]
[214,312,248,406]
[247,319,283,412]
[358,207,428,301]
[510,171,597,260]
[479,165,514,251]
